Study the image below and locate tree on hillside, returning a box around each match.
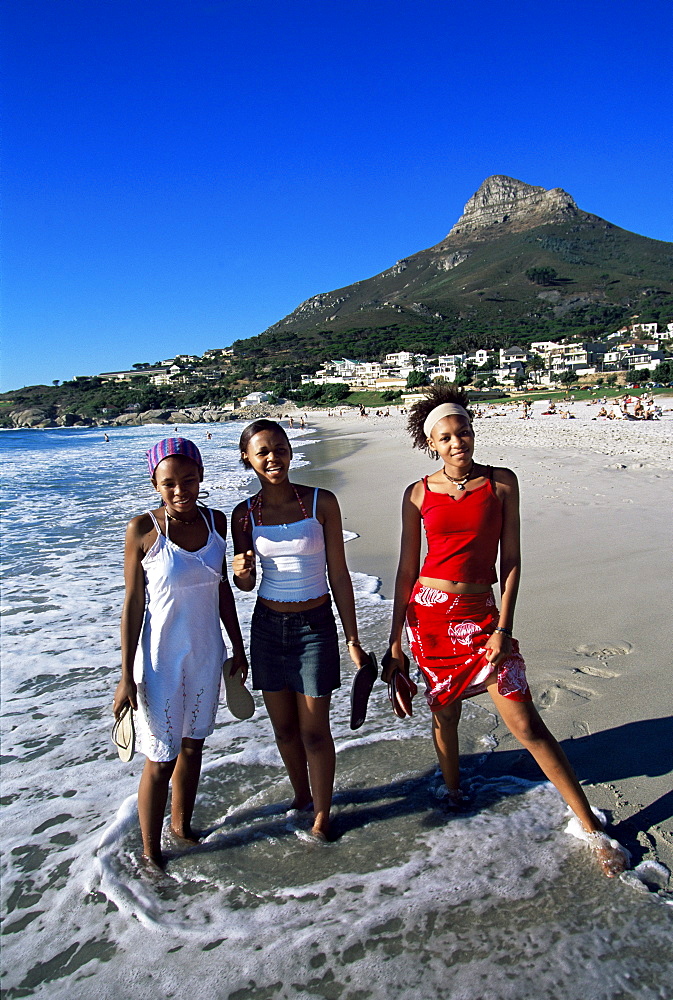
[656,360,673,382]
[406,370,430,388]
[526,355,545,384]
[525,267,558,286]
[323,383,351,403]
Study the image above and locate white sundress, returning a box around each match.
[134,507,227,762]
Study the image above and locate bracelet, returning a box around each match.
[346,640,362,647]
[494,626,512,636]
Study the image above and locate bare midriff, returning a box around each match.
[258,593,330,613]
[418,577,491,595]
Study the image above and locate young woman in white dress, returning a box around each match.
[113,437,248,869]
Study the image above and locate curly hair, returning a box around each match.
[406,383,473,453]
[238,419,291,467]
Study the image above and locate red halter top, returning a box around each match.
[419,470,502,585]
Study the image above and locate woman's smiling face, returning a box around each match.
[243,429,293,483]
[428,415,475,467]
[152,455,203,514]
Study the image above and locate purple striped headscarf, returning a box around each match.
[146,438,203,477]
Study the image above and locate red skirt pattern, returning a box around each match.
[405,583,532,711]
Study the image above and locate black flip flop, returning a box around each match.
[349,652,378,730]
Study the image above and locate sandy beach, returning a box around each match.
[299,399,673,870]
[2,410,672,999]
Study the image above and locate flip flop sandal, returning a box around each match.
[349,652,378,730]
[111,705,135,762]
[388,668,417,719]
[222,657,255,720]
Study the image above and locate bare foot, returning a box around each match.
[435,785,469,809]
[169,826,200,847]
[585,831,629,877]
[288,796,313,813]
[308,828,329,844]
[139,853,170,877]
[311,810,330,841]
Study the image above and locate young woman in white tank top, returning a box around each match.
[112,437,248,870]
[232,419,368,842]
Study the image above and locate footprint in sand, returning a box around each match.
[575,642,632,659]
[538,680,597,709]
[573,662,621,678]
[572,641,631,678]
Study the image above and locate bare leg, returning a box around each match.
[137,757,177,866]
[170,737,205,843]
[486,682,627,876]
[432,701,462,793]
[296,694,335,839]
[263,689,312,810]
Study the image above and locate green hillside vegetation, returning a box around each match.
[236,217,673,363]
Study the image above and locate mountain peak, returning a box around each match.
[446,175,580,239]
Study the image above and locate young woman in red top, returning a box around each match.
[383,385,628,877]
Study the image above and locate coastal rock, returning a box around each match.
[139,410,172,424]
[11,407,55,427]
[446,175,581,238]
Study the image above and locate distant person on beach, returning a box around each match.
[382,385,629,877]
[103,432,110,442]
[112,438,248,870]
[232,419,370,842]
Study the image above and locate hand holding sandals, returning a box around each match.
[112,674,137,719]
[381,648,417,719]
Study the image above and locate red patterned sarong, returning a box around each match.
[405,582,531,711]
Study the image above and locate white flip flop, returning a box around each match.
[111,705,135,762]
[222,658,255,720]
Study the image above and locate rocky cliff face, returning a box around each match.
[446,175,582,239]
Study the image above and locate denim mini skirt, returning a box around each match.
[250,599,341,697]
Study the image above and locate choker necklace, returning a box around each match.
[442,461,474,491]
[165,509,201,526]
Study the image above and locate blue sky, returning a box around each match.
[2,0,672,391]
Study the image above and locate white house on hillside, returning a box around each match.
[499,346,529,366]
[241,392,272,406]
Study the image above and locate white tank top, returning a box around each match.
[250,488,328,602]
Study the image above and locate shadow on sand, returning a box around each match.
[186,716,672,870]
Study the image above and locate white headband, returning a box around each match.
[423,403,471,438]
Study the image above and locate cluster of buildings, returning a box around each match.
[93,321,671,400]
[300,323,672,391]
[98,349,234,386]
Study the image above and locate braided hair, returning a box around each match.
[406,383,473,455]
